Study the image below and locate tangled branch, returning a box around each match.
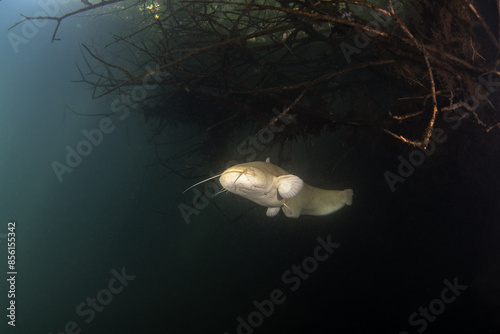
[12,0,500,165]
[9,0,124,42]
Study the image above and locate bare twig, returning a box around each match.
[389,110,424,121]
[257,87,308,136]
[384,0,438,148]
[9,0,124,42]
[486,123,500,132]
[81,43,134,79]
[465,0,500,52]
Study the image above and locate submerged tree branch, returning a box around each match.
[14,0,500,164]
[9,0,124,42]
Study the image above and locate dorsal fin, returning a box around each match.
[266,157,271,163]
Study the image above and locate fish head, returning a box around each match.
[219,164,274,198]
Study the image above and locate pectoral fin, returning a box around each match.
[266,207,281,217]
[277,175,303,199]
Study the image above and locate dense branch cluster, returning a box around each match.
[12,0,500,167]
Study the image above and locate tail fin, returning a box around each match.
[343,189,353,205]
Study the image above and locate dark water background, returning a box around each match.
[1,1,500,334]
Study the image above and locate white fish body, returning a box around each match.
[219,158,353,218]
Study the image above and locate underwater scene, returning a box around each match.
[1,0,500,333]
